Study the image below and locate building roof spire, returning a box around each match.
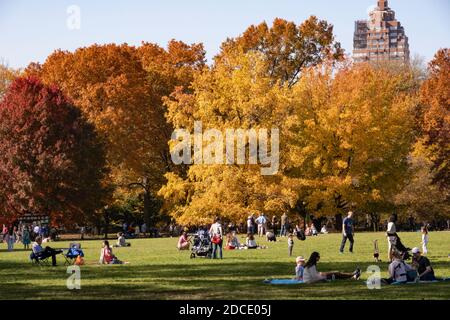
[378,0,388,10]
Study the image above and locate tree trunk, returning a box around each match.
[143,190,151,235]
[104,211,109,239]
[335,213,342,231]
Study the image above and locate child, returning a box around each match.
[22,227,31,250]
[421,226,429,255]
[373,240,380,262]
[295,256,306,281]
[288,234,294,256]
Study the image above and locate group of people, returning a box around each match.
[1,223,56,251]
[29,233,129,266]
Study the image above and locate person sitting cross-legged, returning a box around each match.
[31,236,63,266]
[411,247,437,281]
[114,232,131,247]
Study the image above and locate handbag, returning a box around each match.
[212,235,222,245]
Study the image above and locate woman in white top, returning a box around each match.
[386,215,397,262]
[303,252,361,284]
[209,217,223,259]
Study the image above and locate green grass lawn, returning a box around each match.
[0,231,449,300]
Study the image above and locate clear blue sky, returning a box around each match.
[1,0,449,69]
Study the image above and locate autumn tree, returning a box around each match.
[216,16,344,87]
[0,77,109,224]
[30,41,205,228]
[0,61,18,100]
[419,48,450,190]
[394,142,449,222]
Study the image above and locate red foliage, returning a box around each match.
[0,77,109,225]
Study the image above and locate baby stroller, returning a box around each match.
[388,233,411,260]
[190,233,212,259]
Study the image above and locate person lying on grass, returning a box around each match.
[114,232,131,247]
[303,252,361,284]
[100,240,128,264]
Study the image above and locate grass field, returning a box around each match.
[0,231,449,300]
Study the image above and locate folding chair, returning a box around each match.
[30,252,51,267]
[64,243,83,265]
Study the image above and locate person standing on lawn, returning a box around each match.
[280,212,289,237]
[339,211,355,254]
[386,214,397,262]
[256,213,267,237]
[209,217,223,259]
[271,215,278,237]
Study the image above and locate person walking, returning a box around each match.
[209,217,223,259]
[339,211,355,254]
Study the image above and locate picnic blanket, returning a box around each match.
[263,279,304,285]
[391,277,450,285]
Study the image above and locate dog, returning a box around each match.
[373,240,381,262]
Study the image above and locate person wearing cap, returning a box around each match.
[295,256,306,281]
[411,247,436,281]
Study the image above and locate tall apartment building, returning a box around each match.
[353,0,410,63]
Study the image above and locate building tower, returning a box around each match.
[353,0,410,63]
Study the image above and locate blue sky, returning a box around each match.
[0,0,449,68]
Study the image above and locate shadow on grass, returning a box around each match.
[0,259,449,300]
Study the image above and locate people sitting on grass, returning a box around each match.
[31,236,63,266]
[310,223,318,236]
[303,251,361,284]
[114,232,131,247]
[100,240,128,264]
[382,250,416,284]
[177,231,190,250]
[320,225,328,234]
[411,247,436,281]
[225,231,241,250]
[295,256,306,281]
[304,225,311,236]
[245,233,267,249]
